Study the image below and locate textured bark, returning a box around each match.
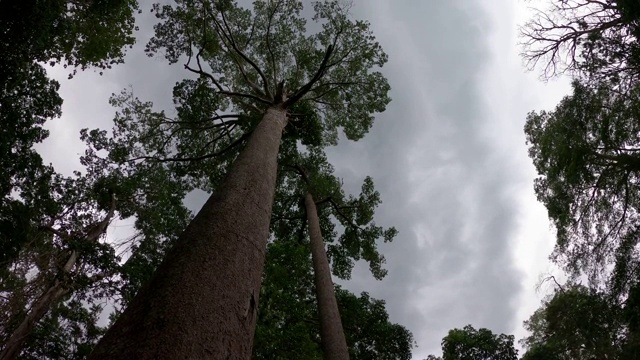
[89,106,288,359]
[305,192,350,360]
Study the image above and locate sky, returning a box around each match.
[39,0,573,358]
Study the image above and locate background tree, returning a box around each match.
[427,325,518,360]
[1,0,141,250]
[520,285,624,359]
[520,0,640,89]
[253,237,413,360]
[525,80,640,289]
[88,0,390,358]
[0,129,191,358]
[1,0,139,75]
[304,178,350,359]
[275,145,396,359]
[0,171,120,359]
[0,3,141,352]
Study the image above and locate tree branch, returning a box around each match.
[265,0,282,87]
[218,3,273,99]
[284,45,334,108]
[127,131,251,163]
[184,54,272,105]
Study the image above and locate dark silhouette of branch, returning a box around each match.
[284,45,334,107]
[127,131,251,163]
[184,52,272,105]
[218,3,273,99]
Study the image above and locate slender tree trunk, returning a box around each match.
[0,277,70,360]
[0,196,115,359]
[89,105,288,360]
[0,249,78,360]
[305,192,350,360]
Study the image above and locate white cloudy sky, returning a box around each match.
[39,0,574,358]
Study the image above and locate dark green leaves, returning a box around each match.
[146,0,390,144]
[525,80,640,287]
[520,285,624,360]
[271,146,396,281]
[428,325,518,360]
[254,237,414,359]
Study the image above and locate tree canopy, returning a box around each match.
[426,325,518,360]
[520,0,640,89]
[519,283,640,360]
[525,80,640,291]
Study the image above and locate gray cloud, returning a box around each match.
[326,1,524,357]
[40,1,529,358]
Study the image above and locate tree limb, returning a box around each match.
[218,3,273,99]
[127,131,251,163]
[184,53,272,105]
[284,45,334,108]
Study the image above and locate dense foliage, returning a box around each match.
[426,325,518,360]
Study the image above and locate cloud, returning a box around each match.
[325,1,527,357]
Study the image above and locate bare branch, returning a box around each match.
[127,131,251,163]
[284,45,334,107]
[265,0,282,86]
[184,58,272,105]
[218,3,273,99]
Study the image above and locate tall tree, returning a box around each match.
[0,134,192,358]
[525,80,640,288]
[520,0,640,88]
[1,0,141,283]
[254,237,413,360]
[520,285,624,360]
[275,143,397,359]
[88,0,390,358]
[0,172,121,359]
[304,183,350,359]
[0,195,116,360]
[427,325,518,360]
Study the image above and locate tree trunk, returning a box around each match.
[89,105,288,359]
[305,192,350,360]
[0,249,78,360]
[0,281,70,360]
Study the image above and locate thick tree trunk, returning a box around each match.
[89,105,288,359]
[305,192,350,360]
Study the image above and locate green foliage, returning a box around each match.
[0,172,119,356]
[339,290,414,360]
[0,0,141,272]
[525,80,640,288]
[0,0,140,74]
[433,325,518,360]
[19,300,106,360]
[271,145,397,281]
[253,237,414,359]
[145,0,390,144]
[520,285,624,360]
[0,4,142,353]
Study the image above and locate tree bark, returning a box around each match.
[89,105,288,359]
[305,191,350,360]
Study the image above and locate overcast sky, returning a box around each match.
[39,0,573,358]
